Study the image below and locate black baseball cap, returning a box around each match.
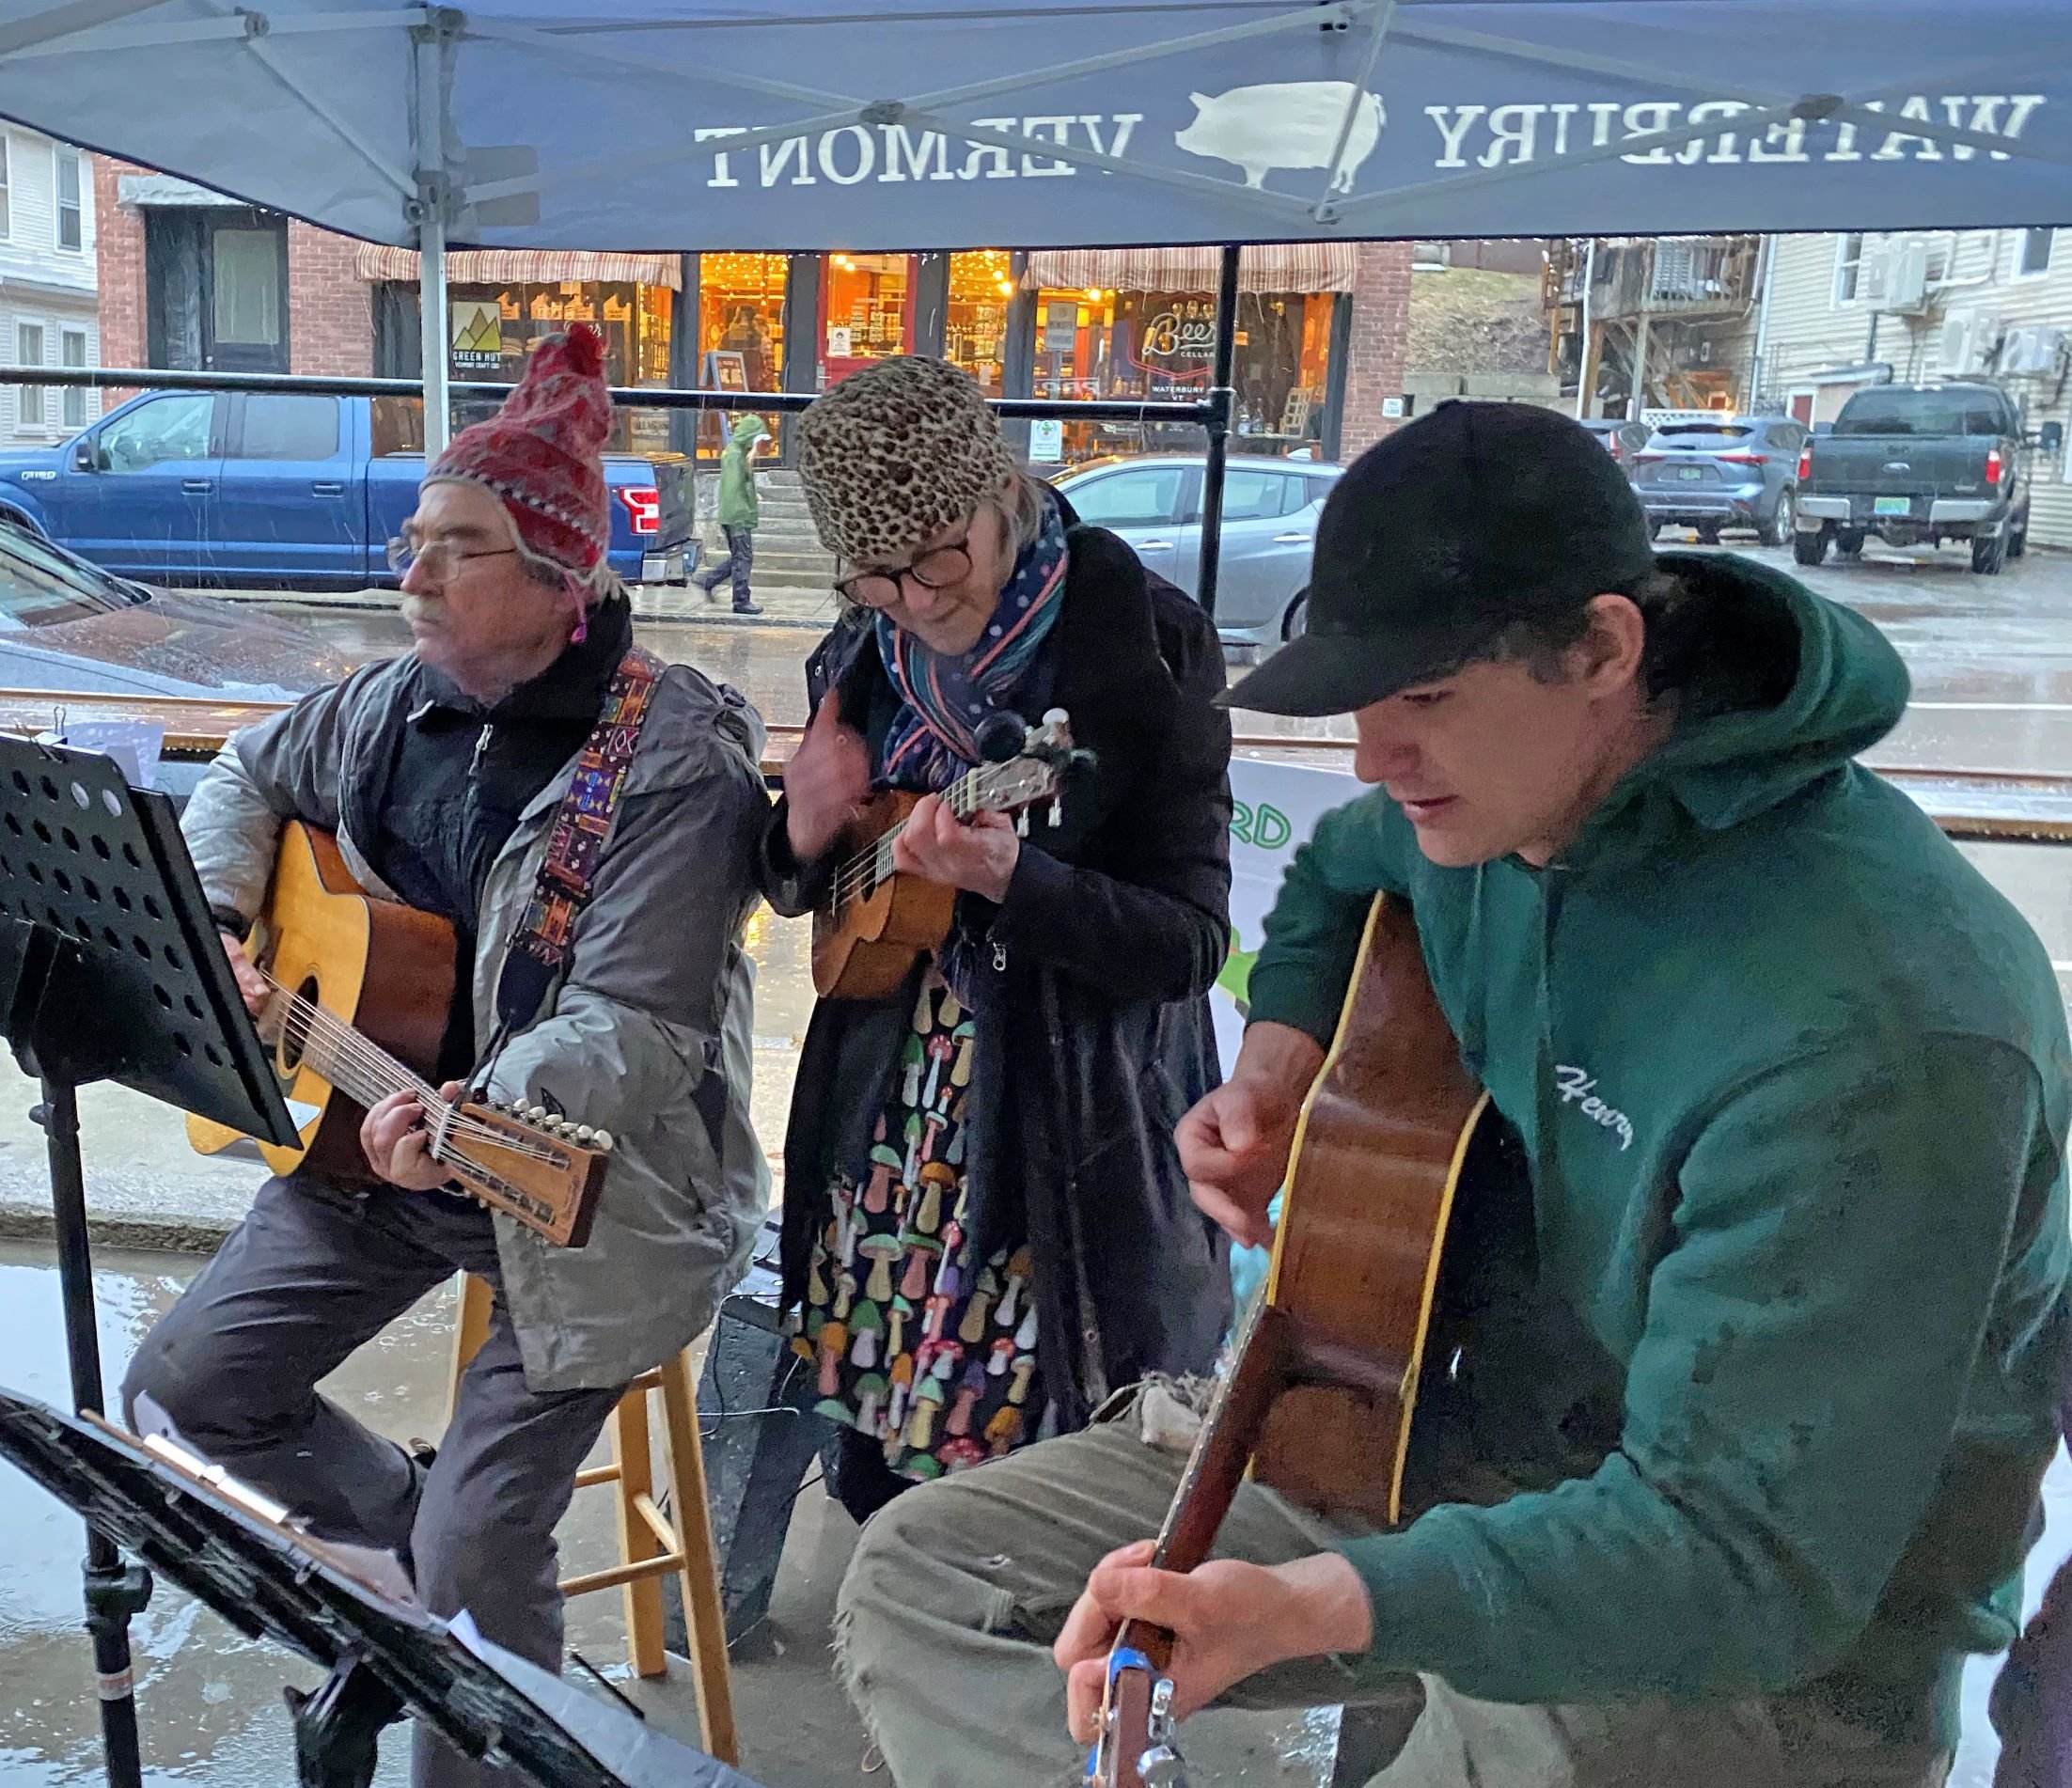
[1221,401,1657,716]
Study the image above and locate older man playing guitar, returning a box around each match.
[836,402,2069,1788]
[121,328,770,1787]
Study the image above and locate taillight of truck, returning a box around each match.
[1797,446,1813,482]
[1984,447,2005,485]
[620,487,660,534]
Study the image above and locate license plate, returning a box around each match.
[1874,495,1912,516]
[1677,466,1704,480]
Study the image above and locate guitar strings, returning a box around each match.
[256,971,559,1166]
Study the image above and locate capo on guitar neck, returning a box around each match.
[1088,1646,1187,1788]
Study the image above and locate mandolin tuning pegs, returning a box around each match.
[573,1124,594,1142]
[592,1130,613,1153]
[1015,810,1030,838]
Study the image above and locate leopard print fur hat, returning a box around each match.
[796,356,1019,566]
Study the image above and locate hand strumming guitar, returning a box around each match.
[219,930,269,1017]
[1176,1020,1326,1249]
[785,692,873,862]
[1054,1540,1373,1743]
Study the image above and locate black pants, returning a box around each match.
[698,524,756,609]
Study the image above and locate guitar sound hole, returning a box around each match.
[276,976,321,1073]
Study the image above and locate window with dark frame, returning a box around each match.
[55,149,81,253]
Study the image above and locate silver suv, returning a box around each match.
[1051,454,1341,649]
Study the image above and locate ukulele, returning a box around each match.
[809,709,1088,999]
[1088,895,1501,1788]
[184,821,609,1247]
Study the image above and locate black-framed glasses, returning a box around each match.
[836,538,973,609]
[386,530,520,583]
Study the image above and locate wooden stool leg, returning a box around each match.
[656,1351,740,1766]
[612,1390,669,1679]
[447,1272,494,1427]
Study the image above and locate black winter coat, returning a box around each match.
[760,518,1235,1431]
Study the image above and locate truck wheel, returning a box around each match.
[1970,529,2009,575]
[1768,491,1796,548]
[1792,527,1829,568]
[2008,523,2027,559]
[1834,530,1864,561]
[1695,524,1721,546]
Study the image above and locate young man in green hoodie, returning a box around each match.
[694,411,766,615]
[834,401,2070,1788]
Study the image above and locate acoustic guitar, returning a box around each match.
[184,821,609,1247]
[1088,895,1499,1788]
[809,710,1087,1000]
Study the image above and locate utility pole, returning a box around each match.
[1627,240,1657,423]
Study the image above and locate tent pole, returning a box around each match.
[418,212,450,458]
[1197,243,1241,625]
[413,19,453,457]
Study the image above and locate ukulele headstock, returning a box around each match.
[441,1098,610,1249]
[980,708,1094,834]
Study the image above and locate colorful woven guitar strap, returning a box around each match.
[494,644,665,1030]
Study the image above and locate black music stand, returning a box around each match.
[0,1389,766,1788]
[0,733,301,1788]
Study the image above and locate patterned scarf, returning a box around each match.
[874,489,1071,793]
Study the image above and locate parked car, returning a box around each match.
[1632,416,1807,547]
[1794,382,2053,574]
[0,391,695,588]
[1579,417,1654,471]
[1049,453,1342,648]
[0,517,352,796]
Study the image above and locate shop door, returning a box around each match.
[819,255,918,387]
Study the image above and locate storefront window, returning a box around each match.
[444,279,673,453]
[698,251,787,459]
[1028,282,1338,466]
[945,250,1016,398]
[820,253,915,387]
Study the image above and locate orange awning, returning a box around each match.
[355,246,683,290]
[1025,244,1356,295]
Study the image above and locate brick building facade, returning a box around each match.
[1338,242,1416,461]
[95,158,371,381]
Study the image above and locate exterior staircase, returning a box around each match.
[696,465,840,607]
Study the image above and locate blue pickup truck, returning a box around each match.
[0,390,694,588]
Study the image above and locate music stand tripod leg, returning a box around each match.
[32,1075,153,1788]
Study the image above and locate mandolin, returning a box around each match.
[809,709,1087,1000]
[184,821,609,1247]
[1088,895,1501,1788]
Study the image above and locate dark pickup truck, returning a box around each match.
[1794,382,2059,575]
[0,389,694,588]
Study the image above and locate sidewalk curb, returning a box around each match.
[0,1200,235,1255]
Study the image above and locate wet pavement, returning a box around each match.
[0,1240,1345,1787]
[0,1236,2064,1786]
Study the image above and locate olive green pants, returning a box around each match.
[834,1414,1952,1788]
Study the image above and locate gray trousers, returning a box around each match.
[836,1414,1953,1788]
[120,1176,625,1788]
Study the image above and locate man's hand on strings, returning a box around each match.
[1055,1542,1373,1745]
[219,930,268,1017]
[362,1084,465,1192]
[890,794,1019,902]
[1175,1022,1324,1249]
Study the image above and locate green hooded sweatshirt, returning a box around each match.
[1245,553,2070,1740]
[716,415,767,528]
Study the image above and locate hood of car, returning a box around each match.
[8,587,351,700]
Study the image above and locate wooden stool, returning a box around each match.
[449,1273,738,1764]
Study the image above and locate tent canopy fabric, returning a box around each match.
[4,1,2069,257]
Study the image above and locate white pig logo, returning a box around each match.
[1173,82,1385,192]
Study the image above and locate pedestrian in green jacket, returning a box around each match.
[695,413,767,615]
[834,400,2070,1788]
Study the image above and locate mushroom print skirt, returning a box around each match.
[789,972,1040,1482]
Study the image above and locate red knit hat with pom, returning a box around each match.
[425,322,613,584]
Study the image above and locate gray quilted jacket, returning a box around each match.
[181,654,772,1392]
